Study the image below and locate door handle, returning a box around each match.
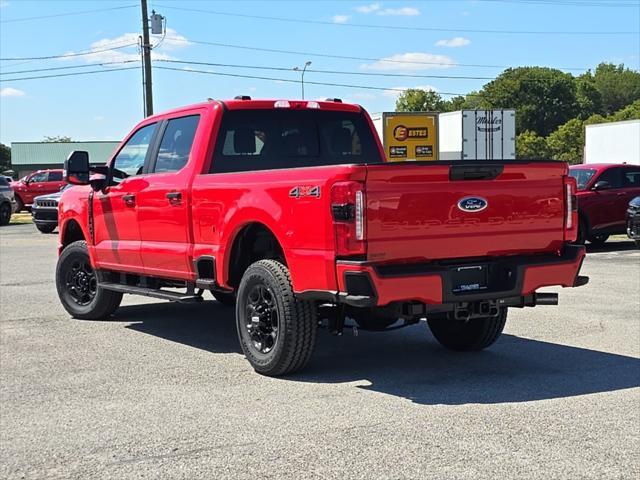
[166,191,182,205]
[122,194,136,206]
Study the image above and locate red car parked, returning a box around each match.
[55,98,588,376]
[569,163,640,245]
[12,169,66,212]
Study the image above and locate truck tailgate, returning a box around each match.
[365,162,567,262]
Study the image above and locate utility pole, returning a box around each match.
[141,0,153,116]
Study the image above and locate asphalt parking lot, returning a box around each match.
[1,223,638,479]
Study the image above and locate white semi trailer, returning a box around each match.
[584,119,640,165]
[438,110,516,160]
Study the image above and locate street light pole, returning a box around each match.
[293,61,312,99]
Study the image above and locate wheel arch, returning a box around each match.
[224,221,287,289]
[60,218,87,249]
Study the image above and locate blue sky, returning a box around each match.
[1,0,639,145]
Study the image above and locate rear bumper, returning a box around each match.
[298,245,587,308]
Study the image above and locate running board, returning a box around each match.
[99,282,203,303]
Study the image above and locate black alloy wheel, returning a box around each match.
[243,284,279,354]
[64,256,97,306]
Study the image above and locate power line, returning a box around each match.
[155,3,638,35]
[155,59,497,80]
[0,4,138,24]
[0,67,139,82]
[0,42,139,62]
[154,65,476,97]
[0,61,139,76]
[476,0,640,7]
[165,36,592,72]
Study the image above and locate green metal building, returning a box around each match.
[9,141,120,178]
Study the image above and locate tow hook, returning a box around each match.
[454,300,500,320]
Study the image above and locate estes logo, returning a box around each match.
[393,125,428,141]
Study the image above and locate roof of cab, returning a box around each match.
[145,98,361,121]
[570,163,635,170]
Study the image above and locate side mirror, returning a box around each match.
[592,180,611,191]
[64,151,90,185]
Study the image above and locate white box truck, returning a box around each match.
[584,119,640,165]
[438,110,516,160]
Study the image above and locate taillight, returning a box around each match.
[331,181,366,256]
[564,176,578,242]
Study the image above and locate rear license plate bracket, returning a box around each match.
[451,265,489,293]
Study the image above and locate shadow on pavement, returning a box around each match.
[585,239,637,254]
[117,301,242,355]
[114,301,640,405]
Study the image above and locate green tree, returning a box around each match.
[0,143,10,171]
[590,63,640,116]
[575,76,602,120]
[610,99,640,121]
[42,135,72,143]
[546,118,584,164]
[395,89,446,112]
[474,67,577,136]
[516,131,550,160]
[442,95,466,112]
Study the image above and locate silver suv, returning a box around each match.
[0,176,16,226]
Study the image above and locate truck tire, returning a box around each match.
[55,240,122,320]
[236,259,317,376]
[0,202,11,226]
[211,290,236,307]
[588,233,609,246]
[575,217,587,245]
[427,307,507,351]
[15,196,24,213]
[36,224,56,234]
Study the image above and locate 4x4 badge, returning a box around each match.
[289,186,321,199]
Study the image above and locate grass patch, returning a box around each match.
[10,213,33,225]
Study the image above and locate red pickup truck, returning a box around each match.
[56,98,588,376]
[12,169,66,211]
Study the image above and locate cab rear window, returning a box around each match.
[211,109,382,173]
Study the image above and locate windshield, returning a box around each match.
[569,168,597,190]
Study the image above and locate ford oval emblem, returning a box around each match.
[457,196,488,212]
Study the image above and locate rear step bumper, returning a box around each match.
[299,245,587,308]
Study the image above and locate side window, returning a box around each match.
[48,171,62,182]
[623,168,640,188]
[0,177,7,187]
[29,172,47,183]
[112,123,157,183]
[153,115,200,174]
[596,168,623,189]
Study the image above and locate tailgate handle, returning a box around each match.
[449,165,504,181]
